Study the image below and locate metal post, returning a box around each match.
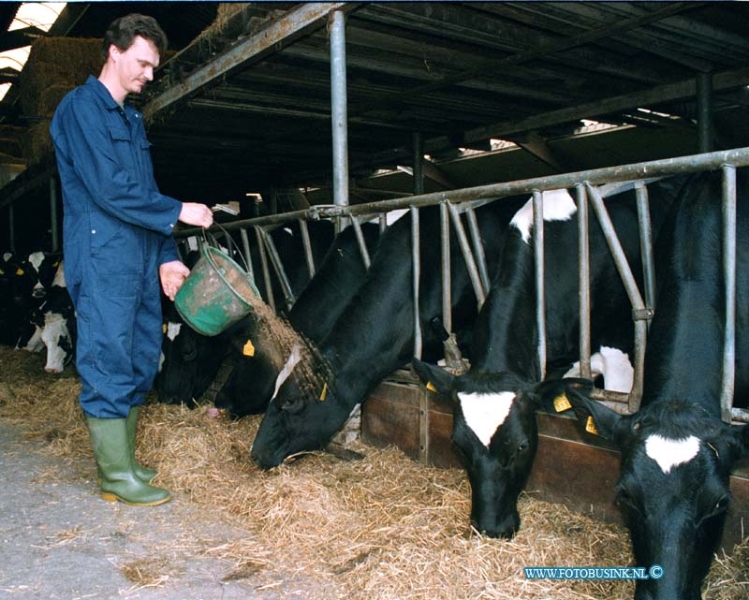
[49,177,59,253]
[635,181,657,313]
[239,227,254,281]
[298,218,316,278]
[440,201,452,334]
[411,206,422,359]
[464,206,490,295]
[721,164,737,422]
[576,184,591,380]
[349,215,372,269]
[413,132,424,196]
[447,202,486,309]
[254,226,276,313]
[330,10,349,208]
[532,190,546,379]
[697,72,713,154]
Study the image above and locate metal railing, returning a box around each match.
[176,148,749,424]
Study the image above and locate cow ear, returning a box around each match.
[411,358,455,398]
[534,377,595,412]
[561,384,625,443]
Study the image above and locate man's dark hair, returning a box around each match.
[102,13,168,61]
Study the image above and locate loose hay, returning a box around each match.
[0,346,746,599]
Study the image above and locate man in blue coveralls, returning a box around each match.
[50,14,214,506]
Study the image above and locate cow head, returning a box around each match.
[412,359,587,539]
[558,385,749,600]
[41,311,75,373]
[214,326,286,418]
[155,316,227,406]
[251,344,348,469]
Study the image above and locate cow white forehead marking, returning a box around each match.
[166,322,182,341]
[28,251,45,271]
[644,434,701,474]
[458,391,515,447]
[510,188,576,244]
[271,343,302,402]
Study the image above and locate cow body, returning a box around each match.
[412,179,686,538]
[214,221,381,417]
[558,169,749,600]
[250,197,528,470]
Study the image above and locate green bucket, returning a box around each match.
[174,244,260,336]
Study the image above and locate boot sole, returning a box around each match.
[101,492,172,506]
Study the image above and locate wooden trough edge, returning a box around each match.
[361,369,749,553]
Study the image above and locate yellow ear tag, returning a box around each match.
[426,381,437,393]
[319,382,328,401]
[162,323,167,334]
[0,268,4,275]
[242,340,255,357]
[16,268,24,276]
[585,415,600,436]
[553,393,572,412]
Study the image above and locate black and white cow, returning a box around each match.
[250,197,528,470]
[154,220,335,406]
[214,221,381,417]
[38,262,76,373]
[410,179,687,538]
[554,169,749,600]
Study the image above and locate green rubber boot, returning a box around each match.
[126,407,158,483]
[86,416,171,506]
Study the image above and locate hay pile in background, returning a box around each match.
[0,346,746,599]
[18,37,102,164]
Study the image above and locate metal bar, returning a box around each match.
[330,10,350,208]
[239,227,254,282]
[349,215,372,269]
[585,183,648,411]
[49,176,59,253]
[635,182,657,313]
[298,218,316,278]
[721,164,737,423]
[179,149,749,238]
[464,206,490,295]
[411,206,422,359]
[532,190,547,380]
[576,184,592,380]
[263,231,296,311]
[254,227,276,313]
[447,202,486,309]
[440,201,452,334]
[143,2,349,120]
[697,72,714,154]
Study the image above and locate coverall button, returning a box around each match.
[91,229,96,234]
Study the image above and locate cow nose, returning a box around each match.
[472,512,519,539]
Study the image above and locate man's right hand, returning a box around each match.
[179,203,214,228]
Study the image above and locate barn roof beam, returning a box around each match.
[356,65,749,176]
[0,26,46,52]
[142,2,354,121]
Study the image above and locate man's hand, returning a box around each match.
[179,203,214,228]
[160,260,191,301]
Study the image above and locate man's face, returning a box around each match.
[112,35,160,95]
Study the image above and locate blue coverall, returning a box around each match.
[50,76,183,418]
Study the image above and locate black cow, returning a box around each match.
[411,180,686,538]
[214,221,381,417]
[554,169,749,600]
[250,197,528,470]
[154,220,335,405]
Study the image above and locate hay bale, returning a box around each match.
[19,37,103,117]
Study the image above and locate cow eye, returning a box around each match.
[517,440,530,453]
[280,397,305,414]
[615,485,639,512]
[711,495,730,516]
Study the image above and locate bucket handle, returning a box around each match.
[200,223,253,275]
